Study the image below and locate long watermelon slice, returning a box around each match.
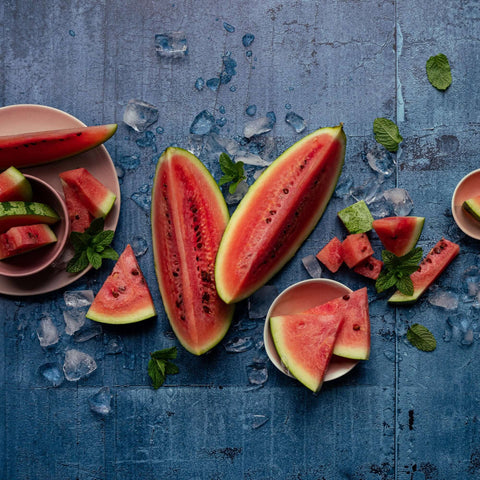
[372,216,424,256]
[0,124,117,169]
[389,238,459,304]
[462,195,480,222]
[151,147,235,355]
[86,244,156,324]
[215,125,346,303]
[270,312,344,392]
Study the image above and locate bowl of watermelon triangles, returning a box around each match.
[264,278,370,393]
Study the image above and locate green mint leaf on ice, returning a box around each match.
[373,118,403,153]
[407,324,437,352]
[148,347,179,389]
[218,152,246,194]
[426,53,452,91]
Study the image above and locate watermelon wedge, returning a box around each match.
[270,312,344,392]
[0,201,59,233]
[342,233,374,268]
[372,216,424,256]
[462,195,480,222]
[0,223,57,259]
[0,124,117,169]
[61,181,93,232]
[86,244,156,324]
[0,166,33,202]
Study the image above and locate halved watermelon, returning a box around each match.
[389,238,459,304]
[462,195,480,222]
[316,236,344,273]
[216,125,346,303]
[303,287,370,360]
[372,216,424,256]
[353,256,383,280]
[270,312,344,392]
[342,233,374,268]
[0,223,57,259]
[0,124,117,169]
[86,244,156,324]
[0,166,32,202]
[59,168,116,218]
[61,181,93,232]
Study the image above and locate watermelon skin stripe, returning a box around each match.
[0,201,59,233]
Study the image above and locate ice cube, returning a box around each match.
[246,362,268,385]
[63,308,87,335]
[242,33,255,47]
[89,387,113,415]
[123,99,159,133]
[251,414,269,429]
[190,110,216,135]
[225,180,249,205]
[38,362,64,387]
[224,336,255,353]
[428,290,459,310]
[206,77,220,91]
[350,181,382,205]
[235,152,269,167]
[235,318,258,331]
[334,177,353,199]
[248,285,279,319]
[64,290,94,308]
[382,188,414,216]
[302,255,323,278]
[36,315,59,347]
[366,146,395,177]
[243,116,273,139]
[246,105,257,116]
[154,31,188,58]
[105,336,124,355]
[285,112,306,133]
[63,349,97,381]
[131,236,148,257]
[73,324,103,343]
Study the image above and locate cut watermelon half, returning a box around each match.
[86,244,156,324]
[372,216,424,256]
[270,312,344,392]
[316,236,344,273]
[61,181,93,233]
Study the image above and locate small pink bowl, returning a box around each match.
[0,174,69,277]
[264,278,358,382]
[452,169,480,240]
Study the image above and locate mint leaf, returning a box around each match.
[426,53,452,91]
[66,250,89,273]
[148,347,179,389]
[375,270,398,293]
[100,247,120,261]
[148,358,165,389]
[407,324,437,352]
[87,247,102,269]
[92,230,115,248]
[396,275,414,296]
[373,118,403,153]
[218,153,246,194]
[86,217,105,235]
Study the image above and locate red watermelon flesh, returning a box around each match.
[0,166,33,202]
[0,223,57,259]
[86,244,156,324]
[342,233,374,268]
[61,181,93,232]
[270,312,344,392]
[59,168,116,218]
[389,238,459,304]
[316,236,344,273]
[303,287,370,360]
[353,256,383,280]
[372,216,424,257]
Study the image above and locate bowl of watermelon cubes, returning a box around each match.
[452,168,480,240]
[264,278,371,393]
[0,170,69,277]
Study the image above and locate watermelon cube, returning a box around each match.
[342,233,374,268]
[316,237,344,273]
[353,256,383,280]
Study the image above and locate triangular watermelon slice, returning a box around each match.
[270,312,343,392]
[372,216,424,257]
[61,181,93,232]
[303,287,370,360]
[86,244,156,324]
[463,195,480,222]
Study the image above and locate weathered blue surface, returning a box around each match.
[1,1,480,478]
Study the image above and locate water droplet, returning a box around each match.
[246,105,257,116]
[223,22,235,33]
[131,236,148,256]
[285,111,306,133]
[190,110,216,135]
[194,77,205,91]
[155,31,188,58]
[242,33,255,47]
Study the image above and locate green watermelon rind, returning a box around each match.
[463,197,480,222]
[86,305,156,324]
[0,201,59,232]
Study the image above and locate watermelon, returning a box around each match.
[216,125,346,303]
[342,233,374,268]
[372,216,424,256]
[337,200,374,233]
[86,244,156,324]
[353,256,383,280]
[0,124,117,169]
[151,147,234,355]
[303,287,370,360]
[316,236,344,273]
[61,181,93,232]
[0,223,57,259]
[462,195,480,222]
[59,168,116,218]
[0,201,59,233]
[389,238,460,304]
[270,312,344,392]
[0,166,33,202]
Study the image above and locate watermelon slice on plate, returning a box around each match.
[61,181,93,233]
[0,166,33,202]
[0,223,57,260]
[462,195,480,222]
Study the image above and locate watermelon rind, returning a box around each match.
[0,201,59,233]
[337,200,374,233]
[463,196,480,222]
[215,124,346,304]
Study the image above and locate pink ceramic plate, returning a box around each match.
[264,278,358,383]
[452,169,480,240]
[0,104,120,296]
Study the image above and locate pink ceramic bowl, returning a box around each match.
[452,169,480,240]
[0,174,69,277]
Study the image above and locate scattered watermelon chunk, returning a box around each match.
[61,181,93,232]
[0,223,57,259]
[270,312,344,392]
[337,200,374,233]
[0,166,32,202]
[372,216,424,256]
[86,244,156,324]
[342,233,374,268]
[389,238,460,304]
[316,236,344,273]
[353,256,383,280]
[462,195,480,222]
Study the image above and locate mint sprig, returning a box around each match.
[407,323,437,352]
[218,152,246,194]
[148,347,179,389]
[373,118,403,153]
[375,247,423,296]
[66,218,119,273]
[426,53,452,91]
